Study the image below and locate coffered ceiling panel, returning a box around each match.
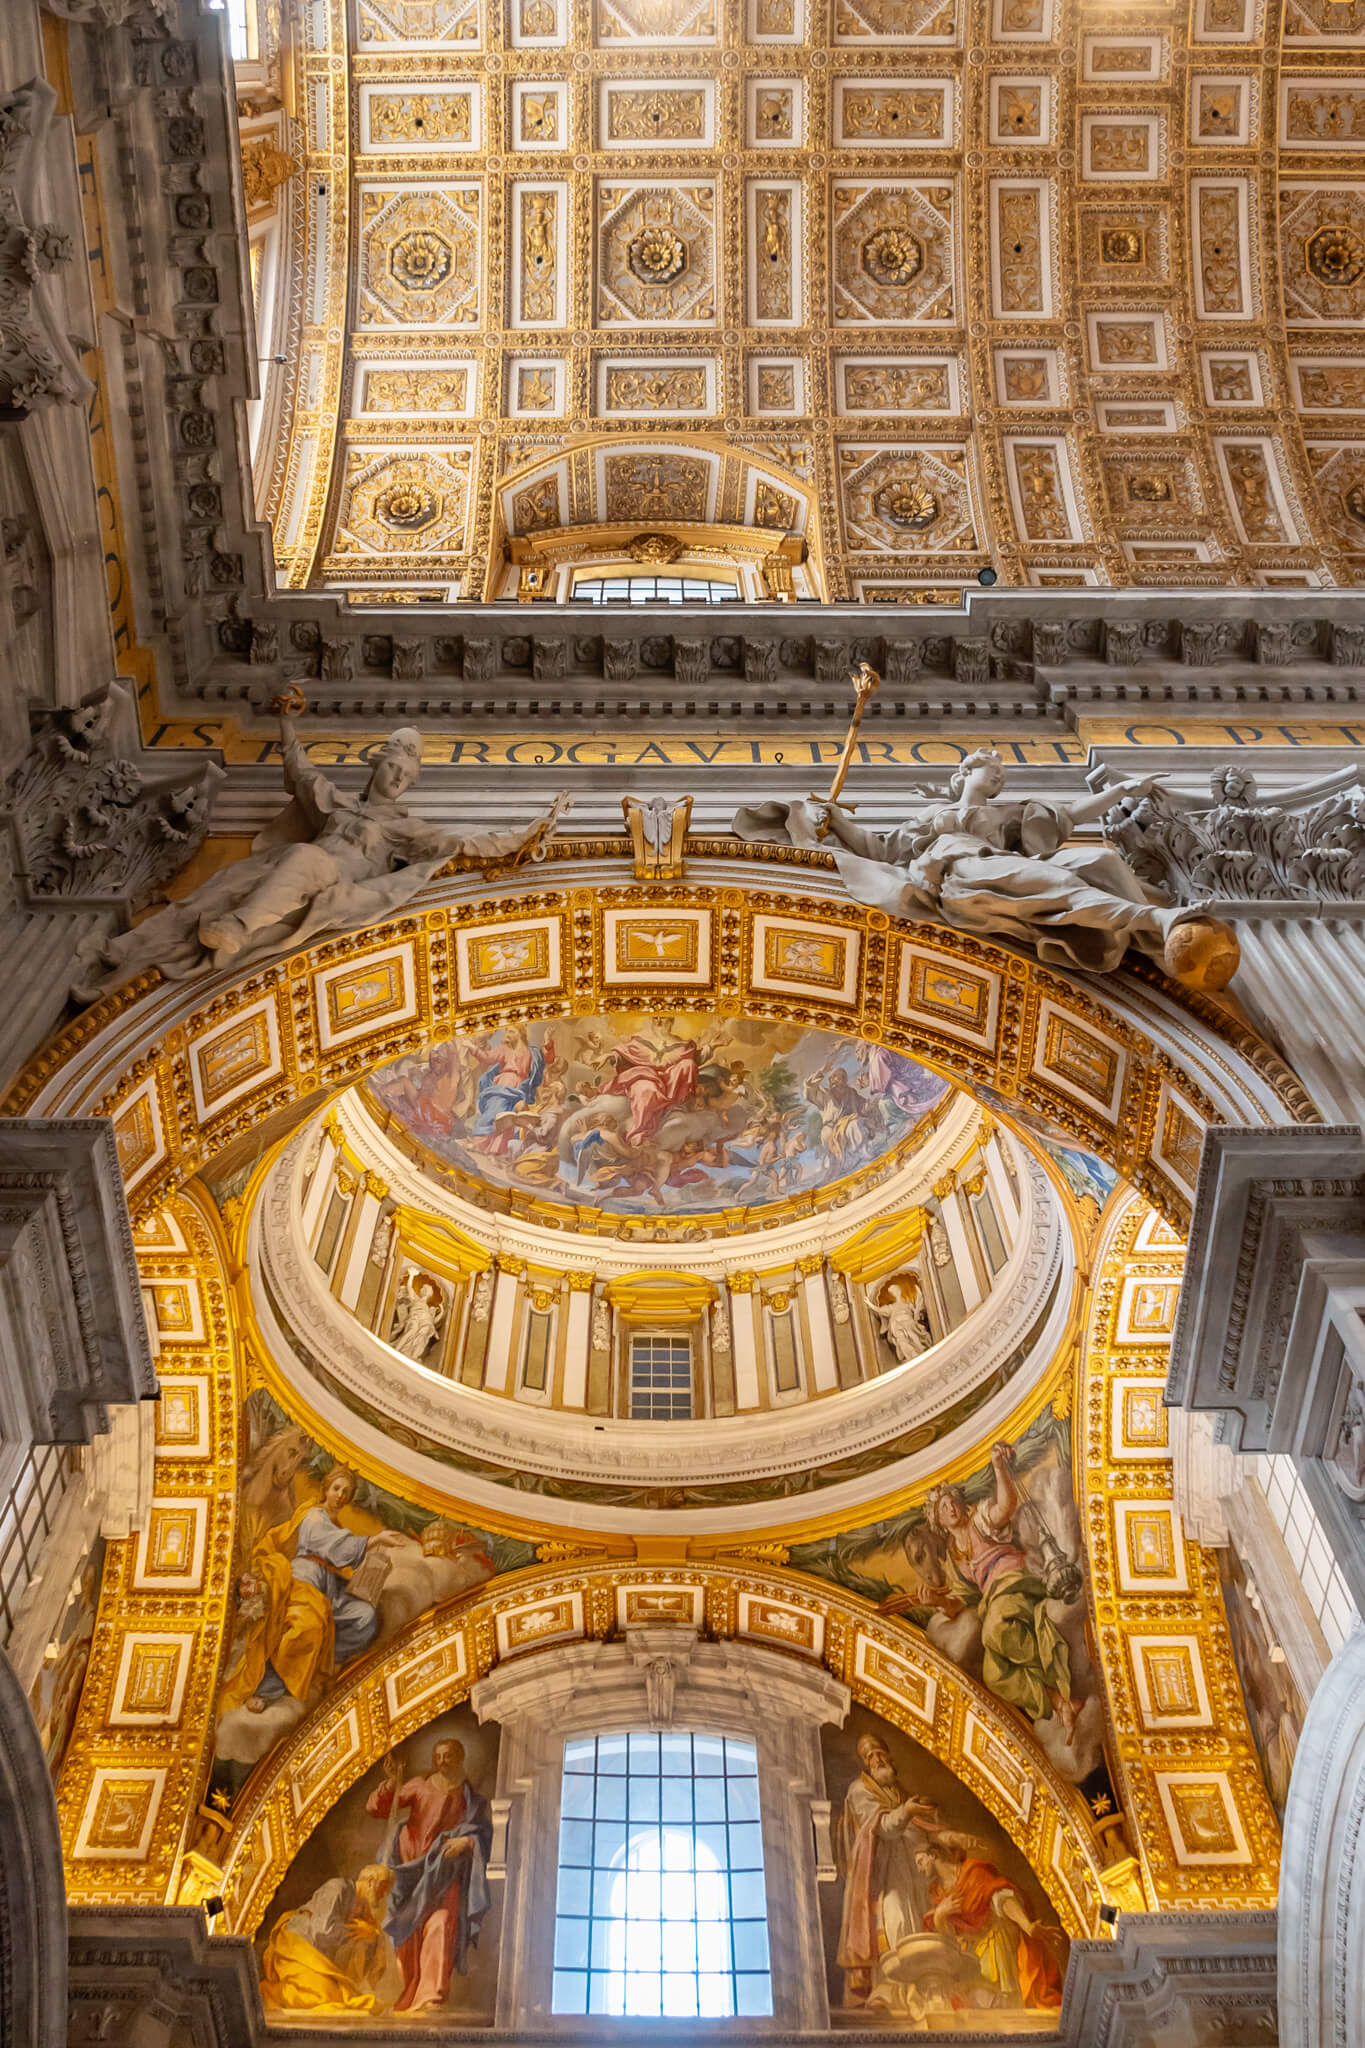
[253,0,1365,597]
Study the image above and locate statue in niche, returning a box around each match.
[389,1270,446,1364]
[870,1271,932,1360]
[733,686,1239,986]
[72,691,572,1000]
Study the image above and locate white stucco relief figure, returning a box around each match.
[870,1272,933,1360]
[733,688,1239,987]
[72,691,571,1000]
[389,1270,445,1364]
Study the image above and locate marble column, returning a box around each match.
[1278,1622,1365,2048]
[935,1184,983,1312]
[560,1274,593,1409]
[728,1274,761,1410]
[1231,915,1365,1124]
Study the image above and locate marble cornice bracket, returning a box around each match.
[0,1118,156,1446]
[2,683,223,916]
[1165,1125,1365,1463]
[0,79,95,416]
[183,596,1365,721]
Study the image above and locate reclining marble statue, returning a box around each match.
[732,673,1239,988]
[72,695,572,1001]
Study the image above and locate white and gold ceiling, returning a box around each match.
[241,0,1365,598]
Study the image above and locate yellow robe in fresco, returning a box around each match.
[221,1497,335,1714]
[260,1923,378,2015]
[260,1876,402,2016]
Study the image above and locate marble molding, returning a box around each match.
[0,1118,156,1447]
[1165,1124,1365,1624]
[1165,1124,1365,1459]
[58,1900,1280,2046]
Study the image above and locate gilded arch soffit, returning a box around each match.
[212,1559,1114,1942]
[1077,1188,1282,1911]
[35,869,1294,1920]
[6,859,1310,1224]
[262,0,1365,599]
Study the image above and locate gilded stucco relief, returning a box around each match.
[256,0,1365,596]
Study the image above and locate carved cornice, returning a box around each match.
[1166,1124,1365,1451]
[0,1118,156,1444]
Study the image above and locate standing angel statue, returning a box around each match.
[389,1270,446,1364]
[734,705,1238,988]
[870,1273,933,1361]
[72,692,572,1000]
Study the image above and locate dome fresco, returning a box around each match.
[363,1012,951,1223]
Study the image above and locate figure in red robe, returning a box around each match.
[600,1018,701,1142]
[916,1834,1064,2010]
[366,1738,493,2015]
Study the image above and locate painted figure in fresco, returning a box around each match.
[222,1466,411,1717]
[835,1731,943,2009]
[389,1271,446,1363]
[871,1273,933,1361]
[73,703,572,997]
[733,746,1238,986]
[367,1737,494,2015]
[368,1015,949,1222]
[236,1423,310,1560]
[260,1864,402,2016]
[915,1833,1065,2010]
[804,1063,882,1165]
[919,1447,1079,1743]
[470,1024,547,1153]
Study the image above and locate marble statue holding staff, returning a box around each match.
[733,672,1239,989]
[73,691,572,1001]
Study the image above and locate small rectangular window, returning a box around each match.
[629,1335,693,1420]
[552,1732,773,2019]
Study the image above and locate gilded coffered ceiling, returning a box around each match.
[250,0,1365,598]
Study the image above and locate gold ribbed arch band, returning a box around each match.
[1078,1191,1281,1914]
[214,1559,1112,1944]
[3,855,1313,1231]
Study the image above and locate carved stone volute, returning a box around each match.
[3,687,224,913]
[1102,765,1365,906]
